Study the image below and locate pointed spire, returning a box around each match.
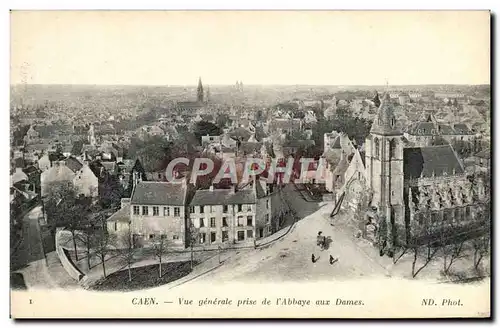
[197,77,204,102]
[370,92,402,136]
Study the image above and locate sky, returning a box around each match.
[10,11,491,86]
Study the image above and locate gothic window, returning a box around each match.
[391,117,396,128]
[374,138,380,158]
[389,139,397,159]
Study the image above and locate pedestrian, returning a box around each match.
[329,255,334,264]
[311,254,316,263]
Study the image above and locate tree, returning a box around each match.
[117,227,137,282]
[410,218,440,278]
[74,216,98,272]
[216,114,231,129]
[152,235,168,278]
[93,228,116,279]
[44,181,80,230]
[193,121,222,143]
[64,201,92,262]
[100,174,124,209]
[440,222,467,276]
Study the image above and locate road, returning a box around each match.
[150,186,389,290]
[10,205,55,289]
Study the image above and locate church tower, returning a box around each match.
[197,77,204,103]
[365,93,405,248]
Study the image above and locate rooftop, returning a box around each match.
[403,145,464,179]
[131,181,187,206]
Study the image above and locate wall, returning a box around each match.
[55,229,85,281]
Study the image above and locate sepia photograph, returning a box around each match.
[9,10,491,318]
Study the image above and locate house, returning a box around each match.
[129,180,189,248]
[40,158,99,198]
[107,198,132,247]
[188,179,274,246]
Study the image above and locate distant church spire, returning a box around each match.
[206,85,210,103]
[197,77,204,103]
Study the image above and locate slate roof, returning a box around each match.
[403,145,464,179]
[190,188,256,206]
[453,124,473,135]
[131,181,187,206]
[407,122,436,135]
[438,124,455,135]
[107,204,131,223]
[65,157,83,173]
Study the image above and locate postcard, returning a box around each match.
[9,10,491,318]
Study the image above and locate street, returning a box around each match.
[10,205,56,289]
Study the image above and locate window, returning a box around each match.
[222,231,229,242]
[158,173,162,179]
[391,117,395,127]
[133,205,140,215]
[210,217,216,228]
[223,205,228,213]
[149,234,155,239]
[247,230,253,238]
[164,207,170,216]
[391,190,395,197]
[389,139,397,159]
[160,234,167,240]
[174,207,180,217]
[247,216,253,226]
[200,218,205,227]
[114,222,117,231]
[210,232,216,243]
[142,206,149,216]
[209,206,214,213]
[222,217,228,227]
[237,231,245,241]
[199,233,206,244]
[265,214,270,224]
[237,216,244,227]
[200,206,205,214]
[247,205,252,212]
[238,204,243,212]
[189,206,195,214]
[374,138,380,158]
[266,200,269,209]
[153,206,159,216]
[173,235,179,240]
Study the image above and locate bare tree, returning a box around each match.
[472,235,490,272]
[93,229,116,279]
[117,227,137,282]
[74,217,98,271]
[188,222,198,270]
[410,218,439,278]
[152,235,168,278]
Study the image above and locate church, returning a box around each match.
[175,77,209,111]
[335,93,488,249]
